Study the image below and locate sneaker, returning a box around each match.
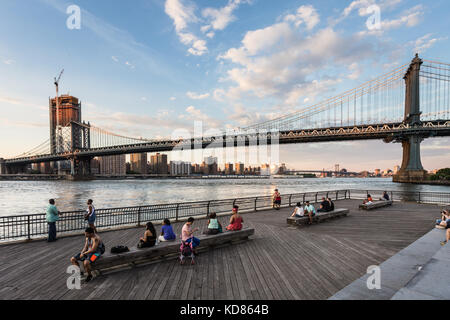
[85,275,93,283]
[440,241,447,246]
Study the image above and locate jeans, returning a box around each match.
[48,222,57,242]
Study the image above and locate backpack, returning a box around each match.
[110,245,128,254]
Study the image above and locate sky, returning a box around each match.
[0,0,449,172]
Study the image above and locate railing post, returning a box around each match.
[315,193,318,203]
[207,201,210,216]
[137,207,141,226]
[27,215,31,240]
[390,191,393,201]
[254,197,258,212]
[303,193,305,203]
[336,191,338,200]
[176,204,180,222]
[289,194,292,207]
[418,192,421,203]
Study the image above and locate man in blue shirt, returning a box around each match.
[304,201,316,225]
[46,199,60,242]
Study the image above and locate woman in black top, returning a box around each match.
[138,222,157,248]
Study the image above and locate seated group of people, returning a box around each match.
[436,209,450,246]
[70,205,244,282]
[290,197,335,224]
[363,192,390,205]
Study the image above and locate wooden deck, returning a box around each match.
[0,199,442,300]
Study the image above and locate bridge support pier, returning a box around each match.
[393,135,427,183]
[69,157,93,180]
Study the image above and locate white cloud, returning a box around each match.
[170,97,177,101]
[412,33,447,54]
[111,56,119,62]
[284,5,320,30]
[165,0,208,56]
[186,91,210,100]
[202,0,246,32]
[2,59,15,65]
[185,105,222,128]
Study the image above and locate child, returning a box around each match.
[203,212,222,235]
[159,218,176,242]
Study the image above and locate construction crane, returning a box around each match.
[54,69,64,175]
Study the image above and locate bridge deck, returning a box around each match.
[0,199,441,300]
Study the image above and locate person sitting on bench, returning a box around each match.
[138,222,157,248]
[182,217,200,254]
[159,218,176,242]
[304,201,316,225]
[363,194,373,204]
[317,197,331,212]
[436,210,450,230]
[70,227,105,283]
[380,191,390,201]
[291,202,305,217]
[327,198,335,211]
[203,212,222,235]
[226,205,243,231]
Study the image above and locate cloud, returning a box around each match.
[170,96,177,101]
[2,59,15,65]
[186,91,210,100]
[0,95,47,110]
[202,0,247,32]
[165,0,208,56]
[412,33,447,54]
[185,106,222,128]
[111,56,119,62]
[284,5,320,30]
[218,12,376,107]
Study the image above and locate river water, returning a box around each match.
[1,177,449,216]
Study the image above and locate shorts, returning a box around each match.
[274,200,281,205]
[74,251,102,264]
[436,219,450,228]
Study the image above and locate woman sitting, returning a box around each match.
[203,212,222,235]
[138,222,157,248]
[226,207,243,231]
[159,218,176,242]
[436,210,450,229]
[363,194,373,204]
[291,202,305,217]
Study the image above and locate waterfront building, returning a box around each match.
[130,153,148,174]
[98,155,126,175]
[235,163,244,175]
[170,161,192,176]
[224,163,234,175]
[90,158,100,174]
[150,153,168,174]
[261,164,270,176]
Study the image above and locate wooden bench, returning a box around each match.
[359,200,393,210]
[91,228,255,273]
[286,208,349,226]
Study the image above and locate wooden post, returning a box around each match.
[137,207,141,226]
[254,197,258,212]
[27,215,31,240]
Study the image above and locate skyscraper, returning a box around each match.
[150,153,168,174]
[130,153,148,174]
[98,155,126,175]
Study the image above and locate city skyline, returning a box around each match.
[1,0,449,171]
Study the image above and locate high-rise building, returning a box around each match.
[224,163,234,175]
[235,163,244,175]
[202,156,218,175]
[49,95,81,153]
[90,158,100,174]
[170,161,192,176]
[98,155,126,175]
[261,164,270,176]
[374,169,381,176]
[150,153,168,174]
[130,153,148,174]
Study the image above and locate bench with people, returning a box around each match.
[358,192,393,210]
[72,205,254,279]
[287,198,349,226]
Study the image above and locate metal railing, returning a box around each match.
[0,189,449,242]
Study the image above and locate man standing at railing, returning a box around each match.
[46,199,60,242]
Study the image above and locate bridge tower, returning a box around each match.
[393,54,427,183]
[68,121,93,180]
[0,158,6,175]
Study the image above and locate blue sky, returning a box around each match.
[0,0,449,171]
